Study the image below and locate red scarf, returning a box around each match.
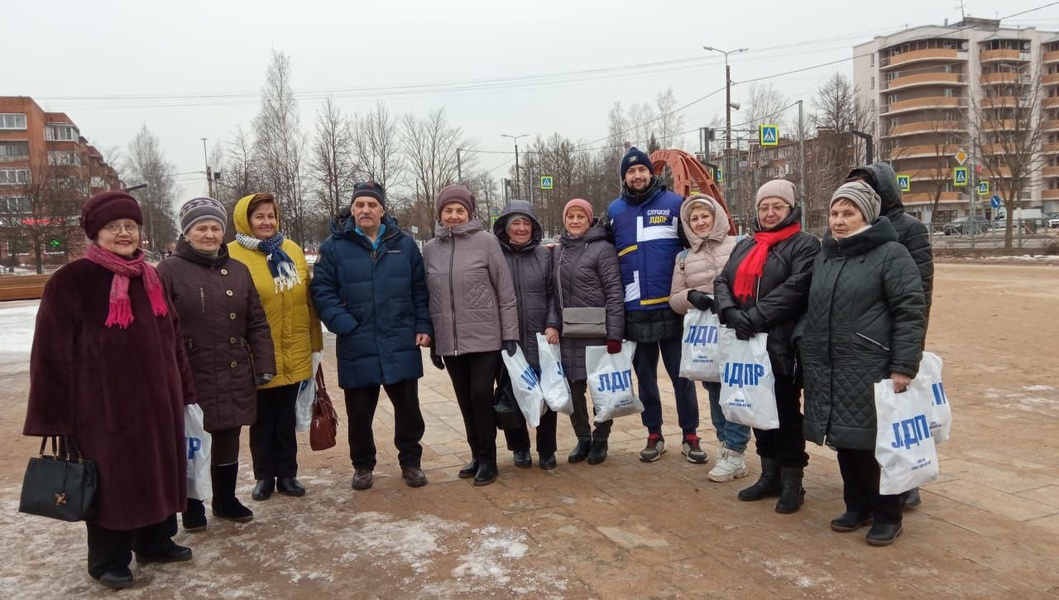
[84,244,169,328]
[733,223,802,302]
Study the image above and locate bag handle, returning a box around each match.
[556,247,566,312]
[38,436,86,463]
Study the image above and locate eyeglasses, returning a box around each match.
[102,223,141,235]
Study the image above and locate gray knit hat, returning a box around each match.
[830,181,881,223]
[180,197,227,236]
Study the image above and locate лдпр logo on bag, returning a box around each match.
[889,414,931,449]
[597,369,632,393]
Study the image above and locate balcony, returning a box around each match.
[883,121,966,138]
[1043,51,1059,65]
[1043,73,1059,86]
[1042,189,1059,200]
[980,72,1030,86]
[881,48,962,70]
[888,144,961,160]
[1043,142,1059,154]
[1041,166,1059,178]
[903,191,963,204]
[880,96,965,115]
[980,96,1028,110]
[1044,120,1059,133]
[979,49,1029,63]
[979,119,1019,132]
[1044,97,1059,109]
[883,72,966,91]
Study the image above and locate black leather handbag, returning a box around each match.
[19,437,97,522]
[493,377,525,431]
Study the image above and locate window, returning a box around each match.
[0,113,27,130]
[0,196,31,213]
[871,76,876,90]
[45,124,79,142]
[90,176,107,189]
[871,53,875,66]
[0,168,29,185]
[47,151,81,167]
[0,142,29,159]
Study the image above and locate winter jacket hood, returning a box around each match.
[681,195,731,250]
[822,216,898,258]
[233,193,283,236]
[493,199,543,250]
[848,162,903,217]
[670,197,738,315]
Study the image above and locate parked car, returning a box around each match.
[943,217,993,236]
[1047,213,1059,229]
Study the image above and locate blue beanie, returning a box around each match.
[620,147,654,179]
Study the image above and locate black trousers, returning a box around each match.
[210,427,241,466]
[568,379,613,441]
[752,374,809,467]
[444,352,500,467]
[837,447,902,525]
[344,380,425,470]
[249,383,300,480]
[86,515,178,578]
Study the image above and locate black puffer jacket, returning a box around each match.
[800,217,926,450]
[714,208,820,379]
[848,162,934,331]
[552,221,624,381]
[493,200,560,369]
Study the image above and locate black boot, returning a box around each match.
[473,462,498,486]
[182,498,207,532]
[586,439,608,465]
[775,466,806,514]
[738,457,782,501]
[568,440,592,463]
[212,464,254,523]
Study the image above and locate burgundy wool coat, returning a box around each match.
[23,259,197,531]
[157,242,275,432]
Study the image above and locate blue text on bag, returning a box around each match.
[723,362,766,388]
[889,414,931,449]
[684,324,719,346]
[597,369,633,393]
[187,437,203,460]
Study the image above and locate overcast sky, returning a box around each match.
[9,0,1057,198]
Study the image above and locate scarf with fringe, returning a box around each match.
[235,231,301,293]
[84,244,169,328]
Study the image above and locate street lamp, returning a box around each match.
[124,183,152,250]
[704,46,748,208]
[500,134,528,198]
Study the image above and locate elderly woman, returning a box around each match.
[669,194,748,482]
[423,185,519,486]
[714,179,820,514]
[229,193,323,501]
[158,197,275,531]
[552,198,624,465]
[799,181,925,546]
[24,191,197,590]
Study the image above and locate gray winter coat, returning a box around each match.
[493,200,560,370]
[423,217,519,356]
[800,217,926,450]
[552,222,624,381]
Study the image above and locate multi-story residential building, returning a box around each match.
[0,96,120,268]
[854,17,1059,222]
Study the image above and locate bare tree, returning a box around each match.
[807,73,873,223]
[309,97,356,221]
[744,83,788,132]
[627,102,656,150]
[655,88,685,149]
[254,49,310,246]
[971,66,1044,248]
[125,124,178,252]
[401,108,473,232]
[6,158,82,273]
[353,101,404,191]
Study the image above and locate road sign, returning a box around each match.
[990,194,1002,209]
[978,181,990,196]
[955,148,968,165]
[540,175,554,190]
[953,167,968,187]
[715,167,724,184]
[759,124,779,147]
[896,174,911,192]
[410,225,419,234]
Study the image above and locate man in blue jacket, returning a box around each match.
[311,181,433,491]
[606,147,704,465]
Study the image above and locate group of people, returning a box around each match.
[23,145,933,590]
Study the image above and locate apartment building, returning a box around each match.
[0,96,120,265]
[854,17,1059,222]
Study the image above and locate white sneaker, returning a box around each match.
[708,449,749,483]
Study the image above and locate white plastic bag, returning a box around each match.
[586,341,643,423]
[295,351,323,433]
[915,352,951,444]
[501,345,546,428]
[874,380,940,495]
[678,308,724,381]
[185,404,213,501]
[536,333,573,415]
[718,329,779,430]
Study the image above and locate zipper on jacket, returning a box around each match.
[513,252,525,342]
[855,332,890,352]
[200,287,206,315]
[448,236,459,355]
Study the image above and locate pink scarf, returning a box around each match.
[84,244,169,328]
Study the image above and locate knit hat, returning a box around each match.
[563,198,594,223]
[755,178,797,209]
[351,181,386,208]
[80,190,143,240]
[179,197,227,236]
[435,185,475,217]
[620,147,654,179]
[830,181,881,223]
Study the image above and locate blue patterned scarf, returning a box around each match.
[236,231,301,293]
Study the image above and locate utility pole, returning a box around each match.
[501,134,527,198]
[704,46,748,215]
[456,148,463,183]
[201,138,213,198]
[798,100,807,230]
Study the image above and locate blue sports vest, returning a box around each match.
[607,187,684,311]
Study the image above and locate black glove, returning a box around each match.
[725,309,755,341]
[502,340,519,357]
[687,290,714,312]
[429,347,445,370]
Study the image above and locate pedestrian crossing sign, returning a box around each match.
[540,175,554,190]
[978,181,990,195]
[953,167,968,187]
[714,166,723,184]
[897,174,911,192]
[760,124,779,147]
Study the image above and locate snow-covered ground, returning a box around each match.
[0,301,38,355]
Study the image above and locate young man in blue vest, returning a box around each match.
[606,147,705,464]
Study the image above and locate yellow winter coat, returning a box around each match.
[228,194,323,389]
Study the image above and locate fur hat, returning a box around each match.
[80,190,143,240]
[179,197,227,236]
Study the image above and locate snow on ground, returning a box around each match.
[0,301,38,354]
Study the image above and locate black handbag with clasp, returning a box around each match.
[19,436,98,522]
